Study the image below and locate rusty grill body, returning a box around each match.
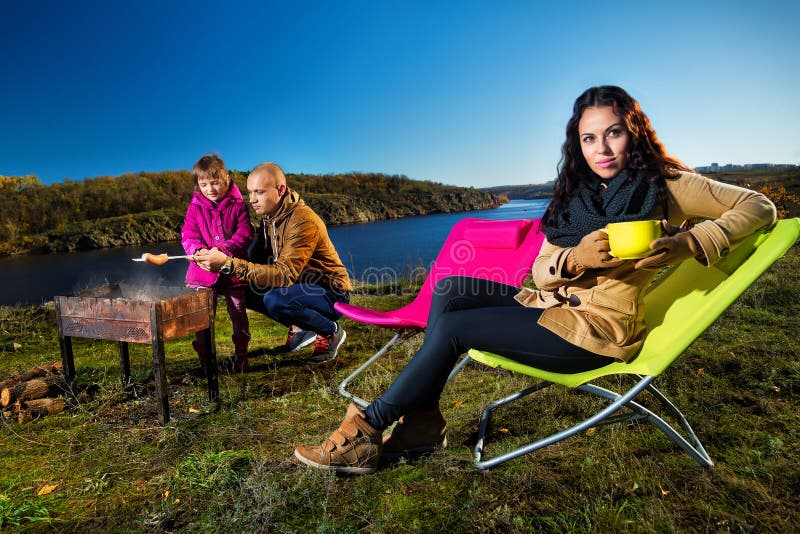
[54,284,218,423]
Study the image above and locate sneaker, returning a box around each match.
[294,403,382,474]
[309,324,346,363]
[274,326,316,354]
[382,409,447,458]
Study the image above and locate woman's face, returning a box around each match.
[578,105,630,179]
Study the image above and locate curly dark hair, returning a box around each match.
[542,86,693,228]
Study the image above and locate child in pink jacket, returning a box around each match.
[181,154,254,372]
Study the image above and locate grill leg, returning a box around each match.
[59,335,75,381]
[118,341,131,386]
[151,338,169,424]
[55,300,76,381]
[151,307,170,424]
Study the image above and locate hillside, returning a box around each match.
[0,171,500,255]
[484,182,554,199]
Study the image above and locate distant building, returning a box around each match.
[694,162,797,173]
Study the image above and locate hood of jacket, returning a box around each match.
[189,181,245,211]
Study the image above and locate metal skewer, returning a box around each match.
[132,255,194,262]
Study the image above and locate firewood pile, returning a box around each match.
[0,362,69,424]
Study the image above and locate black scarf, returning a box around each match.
[543,170,660,247]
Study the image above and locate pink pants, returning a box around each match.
[193,286,250,358]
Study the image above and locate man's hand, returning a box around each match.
[567,229,625,274]
[193,247,228,272]
[635,220,702,270]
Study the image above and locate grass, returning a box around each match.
[1,245,799,532]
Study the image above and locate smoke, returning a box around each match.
[69,278,193,303]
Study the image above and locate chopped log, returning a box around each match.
[0,362,61,391]
[22,397,66,415]
[0,367,47,391]
[1,375,68,407]
[0,342,22,352]
[18,398,66,424]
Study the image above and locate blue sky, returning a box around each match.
[1,0,798,187]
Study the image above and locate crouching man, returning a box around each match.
[195,162,351,364]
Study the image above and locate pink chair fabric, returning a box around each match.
[336,217,545,331]
[335,217,545,406]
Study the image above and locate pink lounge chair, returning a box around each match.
[335,217,546,407]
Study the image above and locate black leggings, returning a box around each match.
[363,276,611,431]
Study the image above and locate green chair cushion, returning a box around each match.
[469,218,800,388]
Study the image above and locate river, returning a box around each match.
[0,199,548,306]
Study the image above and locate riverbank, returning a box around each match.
[4,197,503,257]
[0,171,501,256]
[0,243,798,531]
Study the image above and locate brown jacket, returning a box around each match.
[230,189,352,292]
[515,172,777,361]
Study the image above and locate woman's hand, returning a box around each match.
[635,220,703,270]
[567,229,625,274]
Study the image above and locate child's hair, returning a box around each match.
[192,153,231,188]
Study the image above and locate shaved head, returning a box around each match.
[249,162,287,188]
[247,162,289,217]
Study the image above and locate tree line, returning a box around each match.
[0,171,498,255]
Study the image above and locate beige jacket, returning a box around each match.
[230,189,352,292]
[515,172,777,361]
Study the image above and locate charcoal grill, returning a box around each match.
[54,283,218,423]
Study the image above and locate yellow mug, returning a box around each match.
[600,220,663,259]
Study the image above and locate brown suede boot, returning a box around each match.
[294,403,383,474]
[382,409,447,458]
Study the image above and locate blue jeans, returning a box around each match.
[247,284,350,336]
[364,276,610,430]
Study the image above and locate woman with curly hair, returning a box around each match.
[294,85,777,474]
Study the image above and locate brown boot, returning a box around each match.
[294,403,383,474]
[382,409,447,458]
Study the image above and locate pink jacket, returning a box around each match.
[181,182,254,288]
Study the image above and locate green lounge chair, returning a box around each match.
[465,218,800,471]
